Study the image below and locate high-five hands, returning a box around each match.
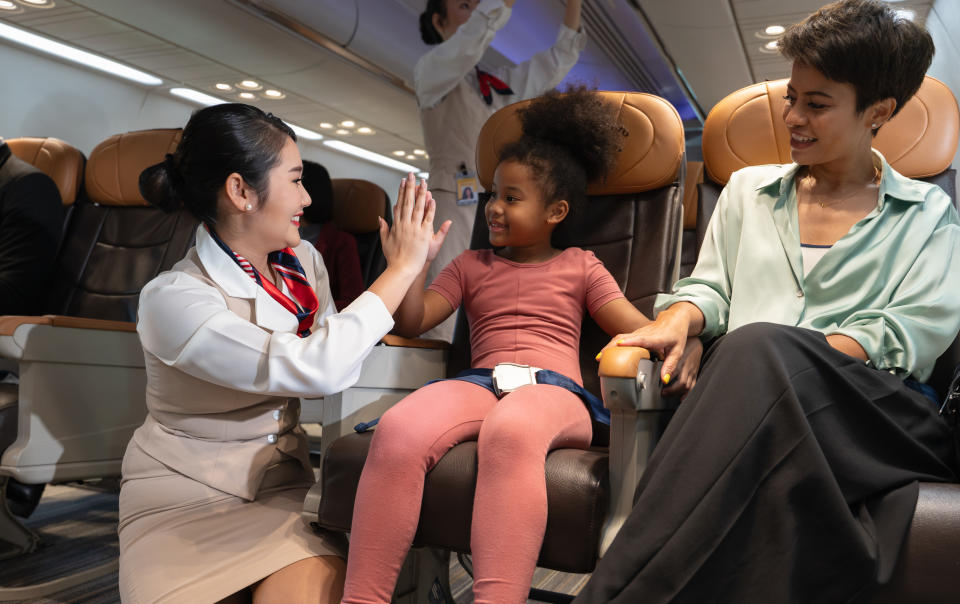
[380,173,449,276]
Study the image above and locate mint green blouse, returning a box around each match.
[656,153,960,381]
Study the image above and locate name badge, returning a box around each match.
[456,165,479,206]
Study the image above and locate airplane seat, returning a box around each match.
[329,178,393,288]
[310,91,686,590]
[679,160,703,278]
[0,129,197,591]
[46,129,198,321]
[7,136,85,223]
[689,74,960,603]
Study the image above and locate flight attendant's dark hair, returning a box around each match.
[779,0,934,135]
[139,103,295,225]
[420,0,446,45]
[497,85,626,211]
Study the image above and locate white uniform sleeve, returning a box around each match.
[414,0,512,109]
[502,24,587,101]
[137,273,394,398]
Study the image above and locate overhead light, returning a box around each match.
[0,21,162,85]
[393,150,406,156]
[417,172,430,180]
[357,127,374,134]
[764,40,779,50]
[764,25,785,35]
[413,149,426,155]
[406,154,416,160]
[286,123,323,141]
[170,87,226,106]
[339,120,355,128]
[237,79,261,90]
[319,122,333,129]
[895,9,915,20]
[215,82,233,91]
[20,0,52,4]
[335,128,350,135]
[0,1,19,10]
[263,89,285,99]
[324,139,419,173]
[238,91,256,100]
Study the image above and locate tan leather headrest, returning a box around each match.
[682,161,703,230]
[85,129,181,206]
[702,76,959,185]
[331,179,388,234]
[476,91,685,194]
[7,137,84,206]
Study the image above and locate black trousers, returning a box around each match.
[574,323,957,604]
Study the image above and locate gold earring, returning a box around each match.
[244,203,253,211]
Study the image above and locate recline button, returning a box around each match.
[273,410,281,420]
[267,434,278,444]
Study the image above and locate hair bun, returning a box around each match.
[139,155,183,213]
[419,11,443,45]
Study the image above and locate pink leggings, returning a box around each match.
[342,379,593,604]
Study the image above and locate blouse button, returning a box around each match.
[267,434,278,444]
[273,410,282,420]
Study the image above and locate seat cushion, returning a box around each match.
[869,482,960,603]
[317,431,610,573]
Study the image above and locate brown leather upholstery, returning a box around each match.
[330,178,392,288]
[476,91,685,194]
[317,92,686,574]
[46,129,198,321]
[85,129,181,206]
[7,137,84,206]
[702,76,959,185]
[319,433,610,572]
[330,179,388,234]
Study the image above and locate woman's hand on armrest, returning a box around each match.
[605,302,705,386]
[662,336,702,397]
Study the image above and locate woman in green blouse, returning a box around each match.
[576,1,959,602]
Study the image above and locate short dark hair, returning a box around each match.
[139,103,295,225]
[419,0,446,45]
[779,0,933,124]
[497,86,626,211]
[300,160,334,224]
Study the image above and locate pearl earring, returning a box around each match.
[244,203,253,211]
[871,123,878,128]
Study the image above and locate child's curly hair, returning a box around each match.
[497,85,627,209]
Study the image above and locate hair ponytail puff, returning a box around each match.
[138,153,184,213]
[420,0,445,45]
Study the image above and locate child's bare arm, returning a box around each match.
[591,298,652,337]
[392,269,454,338]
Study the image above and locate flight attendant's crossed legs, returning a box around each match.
[343,380,593,604]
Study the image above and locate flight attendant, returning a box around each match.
[118,103,443,604]
[416,0,585,340]
[577,1,960,602]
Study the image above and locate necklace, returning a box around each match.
[805,166,881,209]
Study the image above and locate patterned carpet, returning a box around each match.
[0,483,588,603]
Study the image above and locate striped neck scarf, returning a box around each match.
[207,226,319,337]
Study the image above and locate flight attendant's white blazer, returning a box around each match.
[127,225,393,500]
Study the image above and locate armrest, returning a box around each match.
[598,346,651,378]
[0,315,135,336]
[380,334,450,350]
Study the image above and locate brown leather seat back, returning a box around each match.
[330,178,393,287]
[464,91,686,401]
[700,75,960,396]
[46,129,199,321]
[7,137,85,206]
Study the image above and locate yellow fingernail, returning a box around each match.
[616,340,624,346]
[662,373,671,385]
[595,352,603,361]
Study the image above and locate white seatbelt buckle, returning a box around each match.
[491,363,541,398]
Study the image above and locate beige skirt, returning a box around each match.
[118,440,343,604]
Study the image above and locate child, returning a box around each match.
[342,88,702,604]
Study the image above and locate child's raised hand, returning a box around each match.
[379,173,436,277]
